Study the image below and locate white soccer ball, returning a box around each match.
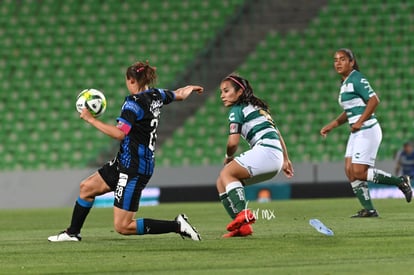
[76,88,107,117]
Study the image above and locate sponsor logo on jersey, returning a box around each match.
[115,173,128,203]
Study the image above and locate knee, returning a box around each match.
[216,177,225,194]
[345,170,355,182]
[218,168,232,182]
[79,180,89,195]
[113,221,129,235]
[216,170,231,192]
[79,179,93,197]
[352,169,367,181]
[216,176,223,188]
[217,168,229,185]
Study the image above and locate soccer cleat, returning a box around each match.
[48,231,81,242]
[175,214,201,241]
[222,224,253,238]
[226,209,256,231]
[398,175,412,203]
[351,209,379,218]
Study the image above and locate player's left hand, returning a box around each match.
[283,159,294,178]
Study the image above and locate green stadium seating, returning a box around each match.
[0,0,245,171]
[156,0,414,166]
[2,0,413,170]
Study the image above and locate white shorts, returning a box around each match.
[345,123,382,166]
[235,144,284,186]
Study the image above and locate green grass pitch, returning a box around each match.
[1,198,414,274]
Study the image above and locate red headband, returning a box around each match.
[227,76,245,91]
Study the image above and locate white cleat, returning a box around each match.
[48,231,81,242]
[175,214,201,241]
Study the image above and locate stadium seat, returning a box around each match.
[155,0,414,166]
[2,0,412,170]
[0,0,246,171]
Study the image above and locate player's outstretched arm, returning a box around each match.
[80,108,125,140]
[174,85,204,101]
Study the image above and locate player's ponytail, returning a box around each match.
[126,61,157,88]
[224,74,269,110]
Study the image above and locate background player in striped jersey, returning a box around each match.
[216,74,294,237]
[320,48,412,218]
[48,61,203,242]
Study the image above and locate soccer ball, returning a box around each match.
[76,89,107,117]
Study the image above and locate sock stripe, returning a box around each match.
[225,181,243,193]
[136,218,145,235]
[219,192,228,200]
[77,197,94,208]
[351,180,363,188]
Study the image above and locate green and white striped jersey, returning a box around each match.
[339,70,378,129]
[227,103,282,151]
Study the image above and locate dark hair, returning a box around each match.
[404,141,414,147]
[223,74,269,110]
[126,61,157,88]
[337,48,360,71]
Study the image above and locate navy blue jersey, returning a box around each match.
[397,150,414,178]
[116,88,175,175]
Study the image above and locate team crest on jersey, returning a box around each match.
[150,100,162,117]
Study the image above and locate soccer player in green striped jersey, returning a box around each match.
[320,48,412,218]
[216,74,294,237]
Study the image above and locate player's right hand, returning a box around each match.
[320,125,332,138]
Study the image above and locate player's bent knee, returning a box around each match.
[113,222,129,235]
[216,177,223,188]
[79,180,96,197]
[79,180,90,195]
[218,168,234,182]
[352,170,367,181]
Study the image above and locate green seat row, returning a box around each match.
[156,0,414,166]
[0,0,245,171]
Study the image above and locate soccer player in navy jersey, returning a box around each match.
[49,61,203,242]
[395,141,414,179]
[320,48,412,218]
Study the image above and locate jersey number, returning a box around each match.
[148,118,158,151]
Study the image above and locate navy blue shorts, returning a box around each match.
[98,159,151,212]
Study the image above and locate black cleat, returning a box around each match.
[398,176,412,203]
[351,209,379,218]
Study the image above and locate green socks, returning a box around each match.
[220,181,246,219]
[219,193,237,219]
[351,180,375,210]
[367,168,403,186]
[351,167,404,210]
[226,182,246,213]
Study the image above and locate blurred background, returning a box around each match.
[0,0,413,208]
